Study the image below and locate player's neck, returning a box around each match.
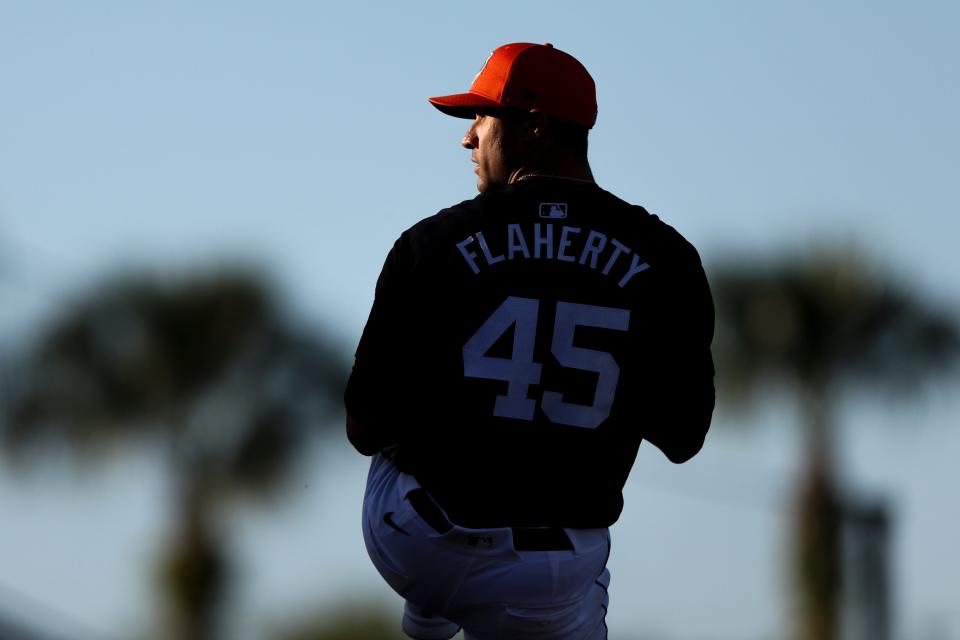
[508,158,594,185]
[507,146,594,184]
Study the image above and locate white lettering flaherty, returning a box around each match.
[455,223,651,287]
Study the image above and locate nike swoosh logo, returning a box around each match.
[383,512,410,536]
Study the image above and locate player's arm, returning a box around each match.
[344,232,418,456]
[637,238,715,464]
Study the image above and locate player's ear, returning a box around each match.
[526,109,548,141]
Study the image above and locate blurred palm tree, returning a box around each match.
[710,247,960,640]
[273,603,411,640]
[1,267,348,640]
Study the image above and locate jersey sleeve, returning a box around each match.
[632,233,715,463]
[343,231,420,447]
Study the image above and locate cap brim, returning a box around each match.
[428,92,503,119]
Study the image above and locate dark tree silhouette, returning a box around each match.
[710,247,959,640]
[1,268,348,640]
[273,603,411,640]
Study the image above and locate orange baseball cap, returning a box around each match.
[428,43,598,129]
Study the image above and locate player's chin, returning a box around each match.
[475,172,503,194]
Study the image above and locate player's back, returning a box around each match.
[352,177,714,528]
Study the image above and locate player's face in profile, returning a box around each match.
[462,111,523,193]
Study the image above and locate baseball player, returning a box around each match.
[345,42,715,639]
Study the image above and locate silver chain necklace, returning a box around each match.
[515,173,596,184]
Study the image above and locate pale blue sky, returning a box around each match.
[1,2,958,639]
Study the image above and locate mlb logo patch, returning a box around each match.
[539,202,567,219]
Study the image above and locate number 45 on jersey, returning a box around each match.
[462,296,630,430]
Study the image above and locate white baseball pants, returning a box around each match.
[362,452,611,640]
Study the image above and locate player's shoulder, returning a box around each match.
[405,196,483,240]
[382,196,483,273]
[594,185,704,267]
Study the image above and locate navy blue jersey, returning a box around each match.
[345,177,715,528]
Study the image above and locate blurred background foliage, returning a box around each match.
[710,247,960,640]
[272,602,410,640]
[1,266,348,640]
